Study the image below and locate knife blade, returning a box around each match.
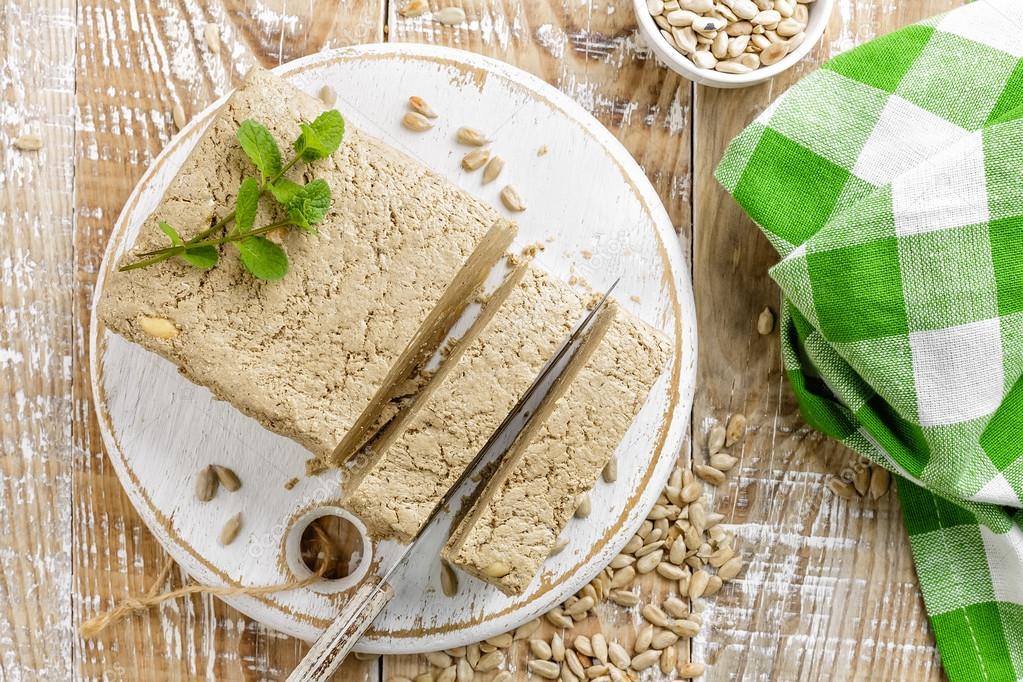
[288,276,620,682]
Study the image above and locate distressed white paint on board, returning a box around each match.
[90,44,698,652]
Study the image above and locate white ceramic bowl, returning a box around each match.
[634,0,835,88]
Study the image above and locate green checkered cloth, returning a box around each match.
[715,2,1023,680]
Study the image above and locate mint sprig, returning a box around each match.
[120,110,345,280]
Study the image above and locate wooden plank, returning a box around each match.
[0,1,76,680]
[70,1,381,678]
[689,1,958,679]
[384,0,694,679]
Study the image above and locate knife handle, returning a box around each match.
[287,577,394,682]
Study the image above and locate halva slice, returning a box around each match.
[343,265,592,541]
[99,67,514,461]
[443,305,671,594]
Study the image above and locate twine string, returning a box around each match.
[80,552,330,638]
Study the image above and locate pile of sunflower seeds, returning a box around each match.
[646,0,814,74]
[829,455,892,501]
[393,417,749,681]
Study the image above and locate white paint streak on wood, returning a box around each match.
[0,1,76,680]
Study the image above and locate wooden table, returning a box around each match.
[1,0,956,679]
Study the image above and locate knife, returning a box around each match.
[287,277,620,682]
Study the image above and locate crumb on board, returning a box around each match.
[520,242,546,258]
[580,249,593,260]
[630,294,641,303]
[545,235,555,243]
[284,477,299,490]
[537,144,548,156]
[305,457,328,476]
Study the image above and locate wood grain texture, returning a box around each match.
[0,0,955,678]
[689,1,958,680]
[70,1,379,679]
[0,2,76,680]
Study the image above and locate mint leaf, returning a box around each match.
[286,179,332,231]
[237,120,282,181]
[269,178,303,205]
[181,245,219,269]
[293,110,345,162]
[235,178,260,233]
[159,221,183,246]
[235,236,288,280]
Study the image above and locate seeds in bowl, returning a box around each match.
[645,0,811,75]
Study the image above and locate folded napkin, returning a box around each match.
[716,2,1023,679]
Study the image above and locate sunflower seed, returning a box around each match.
[636,540,665,558]
[400,0,429,16]
[828,477,859,499]
[12,134,43,151]
[408,95,438,118]
[565,649,585,678]
[203,23,221,54]
[402,112,434,132]
[483,560,511,578]
[440,559,458,596]
[456,126,488,146]
[575,493,592,519]
[426,651,452,668]
[707,425,726,453]
[609,553,635,569]
[853,466,871,496]
[195,466,218,502]
[413,674,434,682]
[482,156,504,184]
[718,556,743,580]
[491,674,512,682]
[704,574,724,596]
[550,537,569,556]
[710,453,738,472]
[611,565,637,589]
[564,596,595,616]
[461,148,490,171]
[605,642,629,668]
[319,85,337,108]
[636,549,663,574]
[454,659,472,682]
[716,59,753,74]
[709,546,735,568]
[500,185,526,212]
[213,465,241,492]
[725,413,747,446]
[435,6,466,24]
[172,103,187,130]
[476,650,503,671]
[515,618,541,639]
[869,465,891,499]
[659,645,677,675]
[760,39,789,65]
[608,589,640,607]
[688,569,710,599]
[590,633,608,664]
[219,513,242,545]
[678,661,707,678]
[546,608,573,629]
[694,464,726,486]
[755,306,776,335]
[528,660,561,679]
[436,666,455,682]
[651,629,678,650]
[669,619,700,638]
[629,649,660,671]
[679,481,703,504]
[635,623,653,653]
[656,562,687,581]
[641,604,670,628]
[139,316,179,339]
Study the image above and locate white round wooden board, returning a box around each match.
[90,43,698,652]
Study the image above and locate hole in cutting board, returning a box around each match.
[299,514,364,580]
